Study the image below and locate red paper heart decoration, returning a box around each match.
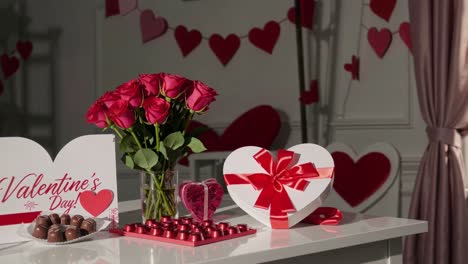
[209,34,240,66]
[399,22,413,53]
[367,27,392,58]
[344,55,359,80]
[1,54,20,79]
[140,10,168,44]
[369,0,396,22]
[16,41,33,60]
[179,179,223,222]
[287,0,315,30]
[331,151,391,207]
[0,80,4,96]
[105,0,120,17]
[174,25,202,57]
[79,189,114,217]
[248,21,280,54]
[118,0,137,15]
[299,79,319,105]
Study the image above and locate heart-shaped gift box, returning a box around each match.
[179,179,223,222]
[223,144,335,229]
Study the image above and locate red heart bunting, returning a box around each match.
[344,55,359,80]
[248,21,280,54]
[119,0,137,15]
[140,10,168,44]
[175,25,202,57]
[1,54,20,79]
[209,34,240,66]
[299,80,319,105]
[367,27,392,58]
[369,0,396,22]
[331,151,391,207]
[16,41,33,60]
[0,80,3,96]
[105,0,120,17]
[399,22,413,53]
[287,0,315,30]
[79,189,114,217]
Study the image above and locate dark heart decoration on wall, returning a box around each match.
[105,0,120,17]
[369,0,397,22]
[16,41,33,60]
[299,80,319,105]
[248,21,281,54]
[287,0,315,30]
[399,22,413,53]
[209,34,241,66]
[0,80,3,96]
[1,54,20,80]
[331,151,391,207]
[344,55,359,80]
[367,27,392,58]
[140,9,168,44]
[174,25,202,57]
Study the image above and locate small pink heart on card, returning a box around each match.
[140,9,168,43]
[80,189,114,217]
[179,179,223,222]
[118,0,137,15]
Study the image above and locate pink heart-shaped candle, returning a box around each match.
[179,179,223,222]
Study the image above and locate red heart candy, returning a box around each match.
[209,34,240,66]
[174,25,202,57]
[140,9,168,43]
[179,179,223,222]
[79,189,114,217]
[248,21,280,54]
[367,27,392,58]
[16,41,33,60]
[1,54,20,79]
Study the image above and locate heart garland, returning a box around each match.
[0,40,33,97]
[248,21,281,54]
[1,54,19,79]
[398,22,412,53]
[344,55,359,80]
[140,9,168,44]
[287,0,315,30]
[209,34,241,66]
[299,80,319,105]
[174,26,202,57]
[369,0,397,22]
[367,27,392,58]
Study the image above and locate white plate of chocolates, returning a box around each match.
[25,212,111,245]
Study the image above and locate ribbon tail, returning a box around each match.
[269,192,290,229]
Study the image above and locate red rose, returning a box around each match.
[186,81,217,112]
[108,100,135,129]
[160,73,190,99]
[98,91,120,108]
[85,101,108,128]
[142,96,170,124]
[116,79,143,108]
[139,73,161,97]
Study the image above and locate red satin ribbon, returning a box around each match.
[224,149,334,228]
[0,211,41,226]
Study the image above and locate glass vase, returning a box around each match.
[140,169,178,222]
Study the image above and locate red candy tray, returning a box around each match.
[109,217,256,247]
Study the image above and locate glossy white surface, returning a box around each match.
[0,208,427,264]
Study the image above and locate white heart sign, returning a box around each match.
[223,144,334,229]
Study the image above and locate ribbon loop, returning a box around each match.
[426,126,462,148]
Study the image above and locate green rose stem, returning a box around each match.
[128,128,143,149]
[154,124,160,151]
[110,125,123,139]
[182,112,194,135]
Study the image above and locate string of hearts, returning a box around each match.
[105,0,316,66]
[0,40,33,96]
[340,0,412,116]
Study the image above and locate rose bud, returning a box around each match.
[160,73,191,99]
[115,79,143,109]
[85,102,108,128]
[139,73,161,96]
[186,81,217,113]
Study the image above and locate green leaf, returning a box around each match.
[121,155,134,169]
[119,134,138,153]
[163,132,185,150]
[187,137,207,153]
[133,148,159,169]
[159,144,169,160]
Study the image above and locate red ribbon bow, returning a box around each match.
[224,149,334,228]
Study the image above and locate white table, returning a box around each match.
[0,207,426,264]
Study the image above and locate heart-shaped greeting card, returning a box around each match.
[179,179,223,222]
[324,142,399,214]
[0,135,119,244]
[223,144,334,229]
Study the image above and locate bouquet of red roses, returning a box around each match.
[86,73,217,220]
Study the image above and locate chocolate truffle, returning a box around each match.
[47,227,64,243]
[65,226,80,241]
[80,218,97,235]
[60,214,71,225]
[36,215,52,227]
[70,215,84,227]
[49,213,61,224]
[32,224,48,239]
